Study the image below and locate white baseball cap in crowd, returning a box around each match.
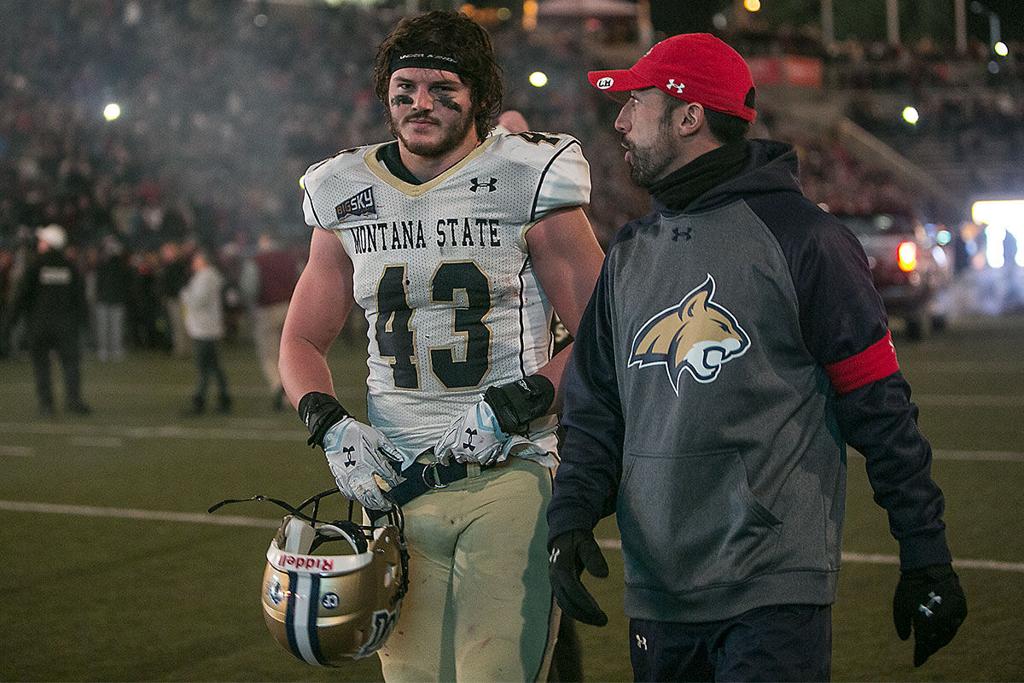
[36,224,67,250]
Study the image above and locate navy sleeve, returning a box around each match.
[748,195,951,569]
[547,251,625,542]
[835,373,950,568]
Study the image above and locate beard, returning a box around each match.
[624,110,678,188]
[393,110,476,158]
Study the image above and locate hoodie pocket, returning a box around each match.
[618,449,782,595]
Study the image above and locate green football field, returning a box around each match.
[1,315,1022,681]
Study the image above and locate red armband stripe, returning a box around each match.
[825,330,899,395]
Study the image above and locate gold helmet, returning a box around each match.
[210,489,409,665]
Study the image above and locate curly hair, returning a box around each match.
[372,11,503,141]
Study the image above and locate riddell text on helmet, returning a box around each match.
[273,551,335,572]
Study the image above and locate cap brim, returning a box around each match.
[588,69,653,93]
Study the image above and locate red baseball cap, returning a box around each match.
[588,33,757,122]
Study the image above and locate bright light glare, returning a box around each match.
[529,71,548,88]
[902,106,919,125]
[897,241,918,272]
[743,0,761,11]
[103,103,121,121]
[994,41,1009,57]
[936,229,952,246]
[972,199,1024,267]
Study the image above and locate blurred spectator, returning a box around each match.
[181,248,231,415]
[0,248,13,357]
[239,232,300,411]
[94,235,131,362]
[128,249,165,350]
[4,225,92,416]
[157,241,191,357]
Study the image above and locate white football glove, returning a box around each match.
[323,417,403,511]
[434,399,509,466]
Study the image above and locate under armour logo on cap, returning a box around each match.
[666,79,685,93]
[596,76,614,89]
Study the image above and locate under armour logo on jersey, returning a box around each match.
[342,446,356,467]
[919,592,943,618]
[672,227,692,242]
[666,79,685,93]
[462,428,478,451]
[470,177,497,193]
[549,547,560,564]
[635,634,648,650]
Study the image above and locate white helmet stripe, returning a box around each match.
[285,572,326,665]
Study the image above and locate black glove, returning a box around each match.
[893,563,967,667]
[297,391,350,449]
[484,374,555,435]
[548,529,609,626]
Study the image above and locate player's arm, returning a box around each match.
[279,226,353,407]
[525,206,604,408]
[279,227,402,511]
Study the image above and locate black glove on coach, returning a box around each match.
[893,563,967,667]
[548,529,609,627]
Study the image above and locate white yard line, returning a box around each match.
[593,539,1024,574]
[0,445,33,458]
[0,382,367,400]
[0,421,302,442]
[933,450,1024,462]
[0,500,278,528]
[67,436,124,448]
[906,361,1024,372]
[914,394,1022,407]
[0,499,1020,573]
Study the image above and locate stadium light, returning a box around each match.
[529,71,548,88]
[901,106,919,125]
[743,0,761,11]
[103,103,122,122]
[994,41,1009,57]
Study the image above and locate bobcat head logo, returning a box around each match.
[628,274,750,394]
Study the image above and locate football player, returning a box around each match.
[279,10,604,682]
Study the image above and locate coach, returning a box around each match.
[546,33,966,680]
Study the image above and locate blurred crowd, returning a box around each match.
[2,1,1021,362]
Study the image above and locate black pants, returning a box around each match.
[192,338,229,406]
[630,604,832,682]
[30,329,83,409]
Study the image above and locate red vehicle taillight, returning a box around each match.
[897,241,917,272]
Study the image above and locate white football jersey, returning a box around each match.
[301,130,591,468]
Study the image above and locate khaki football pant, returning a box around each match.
[378,458,558,682]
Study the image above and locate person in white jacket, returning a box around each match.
[181,248,231,414]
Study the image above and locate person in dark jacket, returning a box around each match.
[94,236,132,362]
[6,225,92,416]
[546,34,966,681]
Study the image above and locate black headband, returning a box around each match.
[389,52,462,76]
